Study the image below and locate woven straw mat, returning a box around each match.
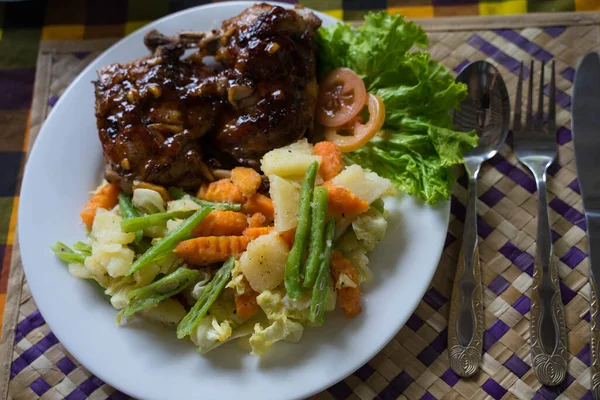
[1,13,600,400]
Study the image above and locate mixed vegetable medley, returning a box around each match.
[52,13,476,355]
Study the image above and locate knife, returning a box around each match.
[572,52,600,400]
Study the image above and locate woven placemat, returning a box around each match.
[2,13,600,400]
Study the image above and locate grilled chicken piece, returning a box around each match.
[94,4,321,188]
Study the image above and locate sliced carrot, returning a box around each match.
[174,236,248,266]
[314,141,344,181]
[331,250,361,318]
[191,210,247,237]
[244,226,275,241]
[279,228,296,249]
[231,167,262,197]
[132,181,171,202]
[248,212,267,228]
[80,183,120,228]
[197,179,245,204]
[234,279,260,318]
[241,193,274,221]
[322,181,369,219]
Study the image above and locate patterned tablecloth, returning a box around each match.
[2,2,600,400]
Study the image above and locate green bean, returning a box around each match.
[72,241,92,255]
[51,242,86,264]
[118,192,143,244]
[303,186,329,288]
[168,187,242,211]
[123,267,200,317]
[120,210,195,233]
[309,219,336,325]
[125,207,212,276]
[177,256,235,339]
[284,161,319,299]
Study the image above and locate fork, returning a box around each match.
[513,60,567,386]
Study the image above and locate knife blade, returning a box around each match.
[572,51,600,400]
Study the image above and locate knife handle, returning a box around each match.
[591,277,600,399]
[448,175,483,377]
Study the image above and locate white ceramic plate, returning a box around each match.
[18,2,450,399]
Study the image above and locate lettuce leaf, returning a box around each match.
[318,12,477,204]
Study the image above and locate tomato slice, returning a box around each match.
[316,68,367,127]
[324,94,386,152]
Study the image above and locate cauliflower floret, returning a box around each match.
[133,188,165,214]
[167,196,200,212]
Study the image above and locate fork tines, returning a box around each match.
[514,60,556,136]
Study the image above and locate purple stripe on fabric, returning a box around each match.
[549,197,586,228]
[14,330,24,344]
[544,26,566,38]
[406,314,424,331]
[107,392,130,400]
[430,329,447,353]
[551,229,560,243]
[568,179,580,194]
[500,242,535,272]
[480,186,504,207]
[560,281,576,305]
[547,162,560,177]
[455,60,471,74]
[544,84,571,110]
[30,377,51,396]
[467,34,524,74]
[354,363,375,381]
[444,233,456,249]
[478,217,494,239]
[493,29,553,62]
[482,378,508,400]
[0,68,35,109]
[488,319,510,340]
[327,380,352,399]
[577,344,590,365]
[422,287,446,310]
[557,127,572,145]
[440,369,460,387]
[532,393,547,400]
[380,384,401,400]
[451,197,465,221]
[17,310,46,338]
[488,275,510,296]
[36,333,59,353]
[537,374,575,399]
[11,356,29,378]
[488,155,536,193]
[65,388,87,400]
[581,393,595,400]
[585,311,591,322]
[504,354,529,378]
[417,346,439,367]
[48,96,59,107]
[561,67,576,82]
[391,371,414,393]
[560,246,587,269]
[513,295,531,315]
[57,357,77,375]
[21,345,43,365]
[420,393,437,400]
[80,376,105,395]
[73,51,91,60]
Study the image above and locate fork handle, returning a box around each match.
[530,172,567,386]
[448,175,483,377]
